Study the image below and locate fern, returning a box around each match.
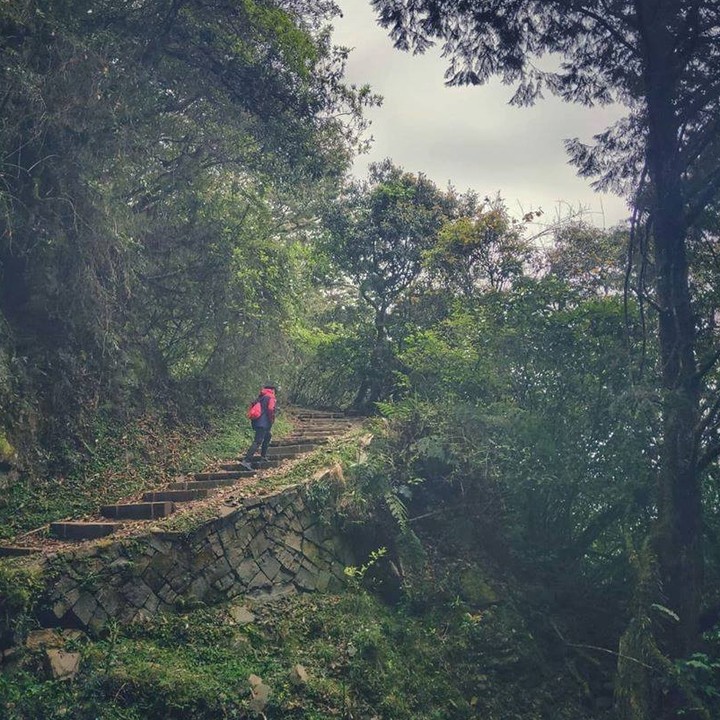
[385,489,409,532]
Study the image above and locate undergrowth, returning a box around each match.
[0,586,601,720]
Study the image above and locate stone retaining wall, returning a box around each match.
[38,484,353,633]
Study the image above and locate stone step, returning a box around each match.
[297,417,352,425]
[270,437,324,447]
[268,445,315,460]
[245,458,282,468]
[100,502,175,520]
[295,426,351,434]
[295,412,347,419]
[143,489,212,502]
[290,428,346,436]
[270,442,319,453]
[167,479,240,490]
[0,545,41,557]
[50,521,123,540]
[194,470,255,482]
[295,423,352,434]
[220,445,315,462]
[218,463,251,472]
[222,458,282,471]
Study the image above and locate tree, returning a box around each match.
[371,0,720,695]
[425,197,536,294]
[0,0,372,462]
[544,222,629,298]
[323,159,454,409]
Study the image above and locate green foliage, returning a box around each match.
[0,0,374,469]
[320,159,458,408]
[0,558,43,616]
[288,321,375,408]
[0,587,603,720]
[344,546,388,585]
[373,0,720,669]
[352,275,659,681]
[544,222,629,297]
[675,651,720,717]
[425,197,536,294]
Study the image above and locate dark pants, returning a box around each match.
[245,427,272,460]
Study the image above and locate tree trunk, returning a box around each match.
[353,307,389,411]
[650,170,702,659]
[641,1,702,661]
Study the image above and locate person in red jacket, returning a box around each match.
[241,383,277,468]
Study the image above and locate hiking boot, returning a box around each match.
[239,461,254,471]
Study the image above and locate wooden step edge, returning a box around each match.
[100,502,175,520]
[167,478,239,490]
[194,470,255,481]
[49,521,124,540]
[143,489,212,502]
[0,545,41,557]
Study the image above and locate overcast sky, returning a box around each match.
[332,1,631,228]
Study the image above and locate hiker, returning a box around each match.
[242,383,277,468]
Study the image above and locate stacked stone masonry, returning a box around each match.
[40,485,353,633]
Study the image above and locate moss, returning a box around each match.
[459,566,500,607]
[0,557,47,647]
[0,433,16,464]
[0,558,44,615]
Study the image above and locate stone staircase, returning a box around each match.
[0,409,355,554]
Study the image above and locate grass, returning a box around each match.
[0,409,294,542]
[184,414,294,473]
[0,583,604,720]
[254,425,368,493]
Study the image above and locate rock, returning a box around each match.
[231,635,250,651]
[285,532,303,554]
[228,604,256,625]
[26,629,63,650]
[290,663,309,684]
[45,649,81,681]
[258,554,281,582]
[109,558,134,572]
[121,579,153,609]
[2,647,19,664]
[51,599,70,622]
[248,674,271,714]
[237,559,262,586]
[71,593,99,627]
[459,567,499,608]
[312,462,344,484]
[25,629,84,651]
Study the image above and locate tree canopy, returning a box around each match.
[322,159,455,408]
[371,1,720,689]
[0,0,374,459]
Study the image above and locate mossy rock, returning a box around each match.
[0,433,16,466]
[459,566,499,608]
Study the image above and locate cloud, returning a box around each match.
[333,1,630,227]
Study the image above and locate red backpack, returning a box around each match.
[247,400,262,420]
